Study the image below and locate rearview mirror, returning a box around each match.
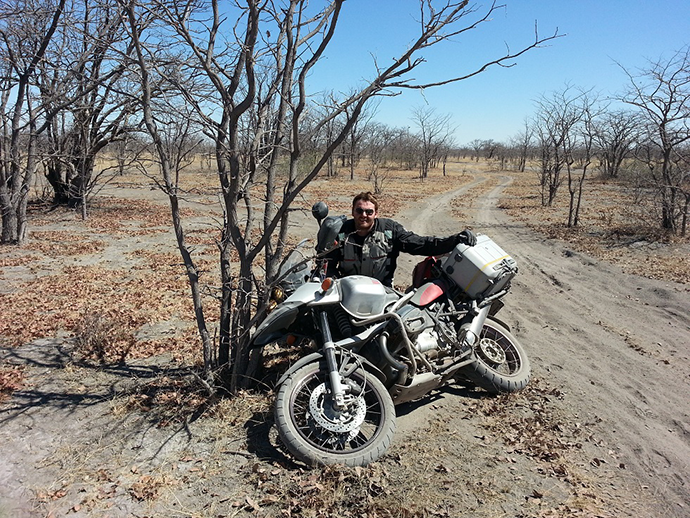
[311,201,328,223]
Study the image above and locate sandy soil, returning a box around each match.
[0,166,688,517]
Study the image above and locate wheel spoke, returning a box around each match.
[478,326,522,375]
[290,370,385,455]
[276,360,396,466]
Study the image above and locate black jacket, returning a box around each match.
[325,217,458,286]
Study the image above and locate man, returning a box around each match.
[325,191,476,287]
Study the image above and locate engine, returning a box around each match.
[395,305,440,353]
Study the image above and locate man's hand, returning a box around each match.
[456,229,477,247]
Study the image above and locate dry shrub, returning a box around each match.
[208,388,272,425]
[128,473,177,502]
[111,370,240,428]
[245,463,429,518]
[125,375,207,422]
[0,363,25,403]
[73,310,136,363]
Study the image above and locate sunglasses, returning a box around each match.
[355,207,375,216]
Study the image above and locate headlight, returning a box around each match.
[271,286,286,303]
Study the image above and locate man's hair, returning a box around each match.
[352,191,379,212]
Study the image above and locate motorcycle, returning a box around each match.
[250,203,530,467]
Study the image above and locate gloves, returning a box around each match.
[456,229,477,247]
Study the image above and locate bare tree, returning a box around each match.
[469,138,483,162]
[411,105,454,178]
[364,122,397,194]
[122,5,217,382]
[510,121,534,172]
[0,0,139,243]
[566,92,600,227]
[532,85,589,206]
[1,0,72,243]
[344,99,379,180]
[481,139,498,160]
[390,128,419,170]
[674,149,690,235]
[111,130,139,176]
[40,0,136,216]
[122,0,561,390]
[592,109,642,179]
[620,46,690,232]
[438,138,457,176]
[308,94,344,177]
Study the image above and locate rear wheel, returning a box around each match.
[460,319,530,393]
[275,361,395,467]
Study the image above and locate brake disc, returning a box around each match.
[308,383,366,433]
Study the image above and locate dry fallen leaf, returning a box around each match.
[245,495,261,511]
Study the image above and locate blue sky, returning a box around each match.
[309,1,690,145]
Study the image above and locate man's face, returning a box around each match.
[352,199,377,235]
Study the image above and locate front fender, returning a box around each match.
[487,314,511,333]
[252,281,324,347]
[276,351,387,388]
[276,352,325,387]
[251,303,301,347]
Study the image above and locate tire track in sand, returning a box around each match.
[468,174,690,518]
[393,175,489,284]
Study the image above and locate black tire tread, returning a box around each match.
[274,362,396,467]
[462,320,530,394]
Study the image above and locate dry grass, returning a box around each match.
[500,167,690,284]
[242,462,433,518]
[73,310,137,363]
[2,160,687,361]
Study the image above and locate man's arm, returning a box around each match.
[391,220,474,256]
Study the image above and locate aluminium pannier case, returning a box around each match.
[441,234,518,299]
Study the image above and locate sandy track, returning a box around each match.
[394,175,488,282]
[392,173,690,516]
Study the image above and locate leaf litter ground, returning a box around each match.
[1,160,688,517]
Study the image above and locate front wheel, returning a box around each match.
[274,361,396,467]
[460,319,530,394]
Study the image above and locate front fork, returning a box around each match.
[317,310,347,410]
[461,304,491,349]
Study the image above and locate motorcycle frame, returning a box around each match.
[274,284,509,406]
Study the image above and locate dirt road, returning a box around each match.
[1,169,688,517]
[396,174,690,516]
